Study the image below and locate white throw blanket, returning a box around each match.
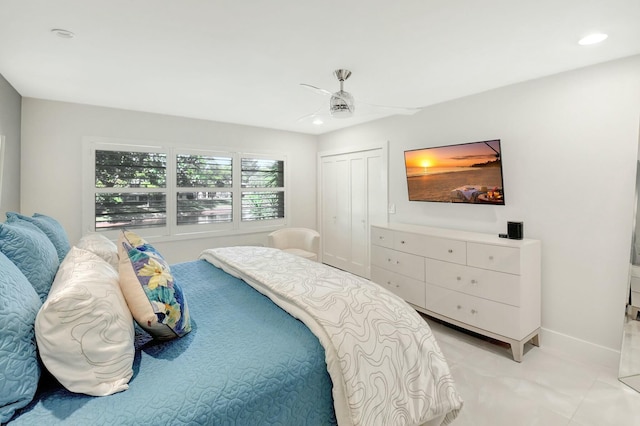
[200,247,463,426]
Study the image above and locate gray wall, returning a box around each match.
[319,55,640,367]
[0,73,21,216]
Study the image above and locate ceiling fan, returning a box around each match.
[299,69,421,122]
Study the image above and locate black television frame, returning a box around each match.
[403,139,505,205]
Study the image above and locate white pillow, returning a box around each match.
[76,233,119,270]
[35,247,134,396]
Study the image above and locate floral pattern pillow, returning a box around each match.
[118,230,191,340]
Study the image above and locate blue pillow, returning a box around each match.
[0,219,60,302]
[0,251,42,423]
[6,213,70,263]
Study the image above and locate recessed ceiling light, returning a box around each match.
[578,33,608,46]
[51,28,75,39]
[312,118,324,125]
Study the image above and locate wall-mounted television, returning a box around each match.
[404,139,505,205]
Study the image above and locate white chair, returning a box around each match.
[267,228,320,261]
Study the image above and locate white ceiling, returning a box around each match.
[1,0,639,135]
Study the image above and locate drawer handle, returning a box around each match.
[456,276,461,281]
[456,305,462,310]
[379,236,384,240]
[387,258,391,262]
[395,284,400,288]
[387,281,392,285]
[489,255,494,260]
[448,249,453,254]
[471,309,478,315]
[395,260,400,265]
[471,279,478,285]
[400,240,406,244]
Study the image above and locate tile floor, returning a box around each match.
[423,315,640,426]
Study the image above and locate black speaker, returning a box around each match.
[507,221,523,240]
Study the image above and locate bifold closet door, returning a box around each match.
[320,149,386,278]
[321,155,351,273]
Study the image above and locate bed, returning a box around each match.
[8,257,338,425]
[1,215,462,426]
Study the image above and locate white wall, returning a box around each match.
[17,56,640,365]
[318,55,640,366]
[0,73,21,216]
[20,99,318,263]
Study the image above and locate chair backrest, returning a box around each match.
[267,228,320,254]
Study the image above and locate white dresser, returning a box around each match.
[371,223,541,362]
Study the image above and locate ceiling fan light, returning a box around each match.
[330,92,355,118]
[330,105,354,118]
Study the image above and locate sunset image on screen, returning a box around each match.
[404,140,504,204]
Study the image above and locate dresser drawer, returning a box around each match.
[371,266,426,308]
[424,283,520,339]
[467,242,520,275]
[371,226,394,249]
[423,236,466,265]
[393,231,426,256]
[371,245,425,281]
[425,259,521,306]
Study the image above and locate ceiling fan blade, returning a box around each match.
[360,102,422,116]
[296,112,319,123]
[300,83,334,97]
[296,107,328,123]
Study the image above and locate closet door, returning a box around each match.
[321,156,351,270]
[349,156,367,275]
[320,148,387,278]
[367,153,388,249]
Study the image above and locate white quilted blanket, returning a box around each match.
[200,246,462,426]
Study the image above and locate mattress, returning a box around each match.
[10,259,336,425]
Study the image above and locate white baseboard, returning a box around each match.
[540,327,620,369]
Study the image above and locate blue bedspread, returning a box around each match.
[9,260,336,425]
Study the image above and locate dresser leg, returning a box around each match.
[511,342,524,363]
[531,334,540,347]
[510,330,540,361]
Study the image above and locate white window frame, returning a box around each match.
[238,152,286,228]
[82,138,288,242]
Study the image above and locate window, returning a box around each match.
[176,154,232,225]
[240,158,285,222]
[94,150,167,230]
[85,141,286,239]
